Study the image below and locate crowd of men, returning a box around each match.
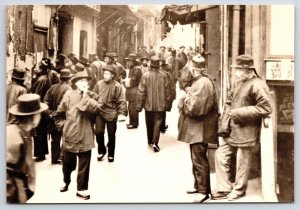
[6,43,272,203]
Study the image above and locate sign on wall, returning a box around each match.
[265,59,294,81]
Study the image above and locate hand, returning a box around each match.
[118,115,127,122]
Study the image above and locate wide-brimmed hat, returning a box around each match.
[124,53,137,61]
[103,64,116,75]
[179,45,185,49]
[10,67,27,80]
[150,56,160,68]
[191,55,205,69]
[71,71,91,84]
[79,56,90,67]
[9,94,48,116]
[67,53,79,64]
[231,54,255,69]
[56,53,66,63]
[159,58,167,66]
[59,69,73,79]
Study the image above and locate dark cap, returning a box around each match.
[103,64,116,75]
[11,67,27,80]
[150,56,160,68]
[231,54,255,69]
[71,71,91,84]
[125,53,137,61]
[74,63,85,73]
[9,94,48,116]
[59,69,73,79]
[67,53,79,64]
[79,56,90,67]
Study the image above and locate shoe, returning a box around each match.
[35,157,46,162]
[108,157,114,162]
[52,160,62,165]
[211,191,230,200]
[97,153,106,161]
[76,190,90,200]
[186,189,199,194]
[152,144,160,152]
[60,184,69,192]
[193,194,210,203]
[127,124,138,129]
[227,192,246,201]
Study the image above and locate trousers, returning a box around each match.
[50,129,62,163]
[95,114,117,157]
[145,111,163,145]
[128,100,139,127]
[190,143,211,194]
[62,150,91,191]
[214,140,252,195]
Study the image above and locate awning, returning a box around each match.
[160,4,216,25]
[97,5,138,27]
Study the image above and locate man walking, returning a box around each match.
[177,55,218,203]
[212,54,272,201]
[93,65,127,162]
[136,56,171,152]
[44,69,73,164]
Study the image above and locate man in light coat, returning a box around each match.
[212,54,272,201]
[177,55,218,203]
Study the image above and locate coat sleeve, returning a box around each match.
[115,86,128,116]
[230,81,272,123]
[136,75,146,112]
[77,94,101,114]
[184,78,215,117]
[164,73,172,111]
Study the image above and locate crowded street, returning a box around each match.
[27,89,263,203]
[6,4,294,204]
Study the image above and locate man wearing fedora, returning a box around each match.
[112,53,127,84]
[177,55,218,203]
[212,54,272,201]
[44,69,73,165]
[159,58,176,133]
[65,53,79,74]
[7,67,28,123]
[93,64,127,162]
[7,94,48,203]
[56,70,101,200]
[31,58,55,162]
[124,53,142,129]
[136,56,171,152]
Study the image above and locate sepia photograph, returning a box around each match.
[5,4,294,204]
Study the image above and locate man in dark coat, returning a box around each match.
[93,65,127,162]
[31,58,53,162]
[44,69,73,164]
[177,55,218,203]
[136,56,171,152]
[124,53,142,129]
[159,58,176,133]
[6,68,28,123]
[7,94,48,203]
[112,53,127,83]
[212,54,272,201]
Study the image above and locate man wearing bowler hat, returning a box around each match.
[44,69,73,164]
[93,64,127,162]
[212,54,272,201]
[124,53,142,129]
[7,94,48,203]
[56,70,101,200]
[7,67,28,123]
[136,56,171,152]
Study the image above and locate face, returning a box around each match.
[234,68,250,83]
[104,57,113,64]
[103,70,114,82]
[142,59,148,66]
[75,78,89,91]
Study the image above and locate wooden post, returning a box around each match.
[231,5,240,85]
[260,88,278,202]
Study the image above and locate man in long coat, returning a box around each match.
[212,54,272,201]
[136,56,171,152]
[124,53,142,129]
[177,55,218,203]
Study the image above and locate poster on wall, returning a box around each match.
[265,59,294,81]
